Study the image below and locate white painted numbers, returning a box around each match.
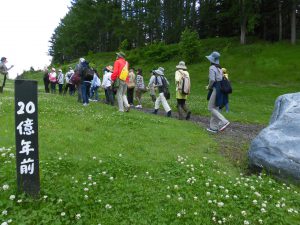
[17,101,36,175]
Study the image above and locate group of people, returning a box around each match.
[41,50,231,133]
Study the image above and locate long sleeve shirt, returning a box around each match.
[57,72,64,84]
[91,74,101,87]
[208,65,223,89]
[102,71,112,88]
[111,58,129,82]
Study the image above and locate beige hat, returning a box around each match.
[176,61,187,70]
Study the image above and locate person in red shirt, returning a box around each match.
[111,52,130,112]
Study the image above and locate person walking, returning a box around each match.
[148,69,157,103]
[135,68,146,109]
[0,57,14,93]
[64,67,75,95]
[175,61,191,120]
[57,69,64,95]
[205,51,230,133]
[90,69,101,102]
[222,67,230,112]
[111,52,130,112]
[152,67,172,117]
[49,68,57,94]
[127,68,136,107]
[102,65,114,105]
[43,67,50,93]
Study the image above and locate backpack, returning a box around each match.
[70,71,81,85]
[83,67,94,81]
[179,72,190,95]
[220,77,232,94]
[119,62,129,81]
[156,75,170,100]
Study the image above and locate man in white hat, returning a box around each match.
[57,69,64,95]
[152,67,172,117]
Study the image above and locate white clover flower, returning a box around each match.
[178,196,183,202]
[61,212,66,216]
[174,185,179,190]
[225,195,230,199]
[244,220,250,225]
[93,182,97,186]
[276,204,280,208]
[43,195,48,199]
[287,208,294,213]
[233,195,238,199]
[177,212,181,217]
[281,203,286,207]
[261,208,266,213]
[2,210,8,215]
[253,200,257,205]
[241,211,247,216]
[206,192,211,196]
[84,195,88,199]
[58,199,63,203]
[102,171,107,175]
[225,189,229,193]
[218,220,222,224]
[258,219,263,224]
[166,195,171,199]
[294,210,298,214]
[105,204,112,209]
[92,156,96,160]
[194,212,198,215]
[250,186,255,190]
[212,217,216,222]
[84,188,89,192]
[208,200,212,204]
[9,153,14,158]
[254,192,261,197]
[2,184,9,191]
[7,219,12,224]
[75,214,81,219]
[17,199,22,203]
[119,153,122,157]
[261,203,266,208]
[217,202,224,207]
[58,157,62,160]
[99,160,103,164]
[206,182,210,187]
[75,180,78,183]
[9,195,15,201]
[193,196,198,201]
[109,177,114,181]
[1,222,8,225]
[222,218,226,223]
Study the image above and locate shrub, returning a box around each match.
[179,28,201,64]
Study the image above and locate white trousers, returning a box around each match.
[155,92,171,112]
[117,80,129,112]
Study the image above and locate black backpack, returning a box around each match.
[220,77,232,94]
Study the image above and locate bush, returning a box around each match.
[179,28,201,64]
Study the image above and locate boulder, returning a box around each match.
[248,93,300,183]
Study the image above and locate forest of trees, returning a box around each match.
[49,0,300,63]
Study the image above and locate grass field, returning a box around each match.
[1,39,300,224]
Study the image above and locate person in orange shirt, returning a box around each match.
[111,52,130,112]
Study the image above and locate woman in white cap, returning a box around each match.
[152,67,172,117]
[175,61,191,120]
[205,51,230,133]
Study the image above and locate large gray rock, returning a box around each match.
[249,93,300,183]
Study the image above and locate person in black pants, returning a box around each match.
[43,67,50,93]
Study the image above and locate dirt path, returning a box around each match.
[139,107,265,167]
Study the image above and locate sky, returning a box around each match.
[0,0,71,79]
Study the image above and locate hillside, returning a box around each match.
[1,39,300,224]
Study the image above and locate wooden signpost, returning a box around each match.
[15,80,40,197]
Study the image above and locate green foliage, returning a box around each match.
[179,28,201,64]
[119,39,130,52]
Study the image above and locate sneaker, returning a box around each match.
[206,128,218,133]
[219,122,230,131]
[152,109,158,114]
[167,110,172,117]
[125,106,130,112]
[186,111,191,120]
[83,103,88,106]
